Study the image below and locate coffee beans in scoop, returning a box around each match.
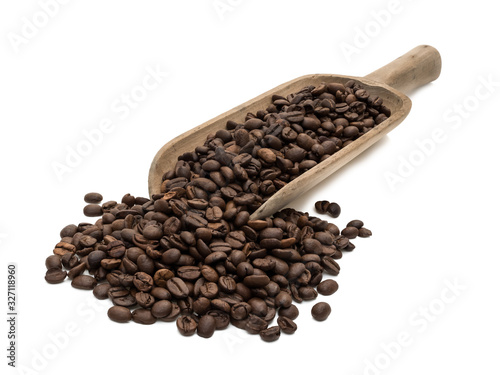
[44,79,382,341]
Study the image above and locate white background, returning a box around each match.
[1,1,499,374]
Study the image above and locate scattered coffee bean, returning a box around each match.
[327,203,341,218]
[277,316,297,334]
[311,302,331,321]
[45,268,67,284]
[71,275,97,290]
[259,326,281,342]
[317,279,339,296]
[84,192,103,204]
[341,226,358,239]
[176,315,198,336]
[108,306,132,323]
[197,315,216,338]
[358,228,372,237]
[83,204,103,217]
[93,283,111,299]
[278,304,299,320]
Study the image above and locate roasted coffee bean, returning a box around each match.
[132,308,157,325]
[275,291,293,308]
[136,292,155,308]
[298,286,318,301]
[177,266,201,281]
[93,283,111,299]
[151,300,173,318]
[326,202,341,218]
[243,274,270,288]
[133,272,154,292]
[153,269,174,288]
[346,219,364,229]
[108,306,132,323]
[248,298,268,317]
[230,302,252,320]
[84,192,103,204]
[176,315,198,336]
[278,304,299,320]
[71,275,97,290]
[260,326,281,342]
[150,287,171,301]
[206,310,230,330]
[60,224,78,238]
[160,303,180,322]
[83,204,103,217]
[311,302,331,321]
[315,200,330,214]
[277,316,297,334]
[45,268,67,284]
[358,227,372,237]
[317,279,339,295]
[45,255,62,270]
[245,314,268,334]
[341,226,358,239]
[322,256,340,276]
[167,277,190,299]
[199,282,219,299]
[197,315,216,338]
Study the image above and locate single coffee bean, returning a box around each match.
[60,224,77,238]
[133,272,154,292]
[197,315,216,338]
[317,279,339,296]
[315,200,330,214]
[277,316,297,334]
[245,314,268,334]
[108,306,132,323]
[346,219,364,229]
[45,255,62,270]
[132,308,157,325]
[93,283,111,299]
[151,300,173,318]
[167,277,190,299]
[243,274,270,288]
[341,226,358,239]
[45,268,67,284]
[176,315,198,336]
[230,302,252,320]
[71,275,97,290]
[160,303,180,322]
[259,326,281,342]
[311,302,331,321]
[278,304,299,320]
[84,192,103,204]
[358,227,372,237]
[83,204,103,217]
[206,310,230,330]
[326,202,341,218]
[135,292,155,308]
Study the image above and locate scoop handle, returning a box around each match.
[365,45,441,94]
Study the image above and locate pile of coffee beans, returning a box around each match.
[45,79,380,341]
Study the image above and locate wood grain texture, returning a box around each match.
[148,45,441,220]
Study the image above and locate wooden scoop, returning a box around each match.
[149,45,441,219]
